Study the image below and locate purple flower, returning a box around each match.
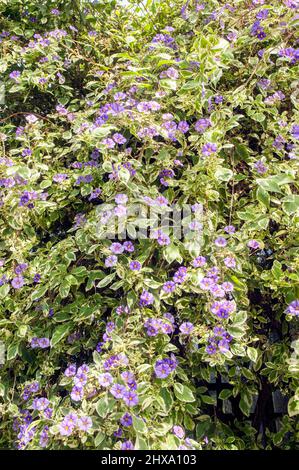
[179,322,194,335]
[279,48,299,64]
[78,364,89,375]
[195,119,211,133]
[15,263,28,274]
[213,326,226,337]
[113,133,127,145]
[224,225,235,234]
[11,276,24,289]
[53,173,68,183]
[215,237,227,247]
[33,273,41,283]
[154,356,177,378]
[114,428,123,438]
[64,413,78,427]
[9,70,21,81]
[283,0,299,8]
[222,282,234,292]
[114,205,127,217]
[64,364,76,377]
[78,416,92,431]
[202,142,217,157]
[129,260,141,271]
[154,361,171,379]
[210,284,225,298]
[162,281,176,294]
[218,339,230,353]
[214,95,223,104]
[70,386,84,401]
[51,8,60,15]
[206,342,217,355]
[32,397,49,411]
[30,337,39,348]
[110,242,124,254]
[123,241,134,252]
[192,256,207,268]
[89,188,102,201]
[210,300,235,319]
[139,290,154,307]
[144,318,159,336]
[264,91,285,105]
[189,220,202,231]
[114,92,127,101]
[120,412,133,426]
[291,124,299,140]
[247,239,261,250]
[286,300,299,316]
[177,121,189,133]
[173,425,185,439]
[121,371,135,383]
[153,228,171,245]
[39,427,49,448]
[59,421,74,436]
[165,67,179,79]
[22,148,32,157]
[121,440,134,450]
[251,20,266,40]
[102,138,115,148]
[105,255,118,268]
[173,266,187,284]
[115,193,128,204]
[98,373,113,387]
[123,390,139,407]
[74,372,87,387]
[110,383,126,399]
[224,256,236,268]
[38,338,50,349]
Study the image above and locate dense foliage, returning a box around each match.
[0,0,298,451]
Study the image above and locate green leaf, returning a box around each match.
[196,419,211,439]
[163,244,182,264]
[173,383,195,402]
[247,347,258,363]
[0,284,10,299]
[94,432,105,447]
[256,177,281,193]
[51,323,72,347]
[135,434,148,450]
[96,397,109,418]
[132,415,147,434]
[288,395,299,417]
[239,390,253,417]
[215,167,234,182]
[64,251,76,262]
[271,260,283,280]
[31,285,48,301]
[59,283,70,299]
[201,394,216,405]
[232,310,248,325]
[160,387,173,411]
[256,186,270,208]
[96,273,116,288]
[282,195,299,215]
[227,325,246,338]
[6,342,19,360]
[219,389,232,400]
[160,79,177,90]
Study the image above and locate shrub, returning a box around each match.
[0,0,298,450]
